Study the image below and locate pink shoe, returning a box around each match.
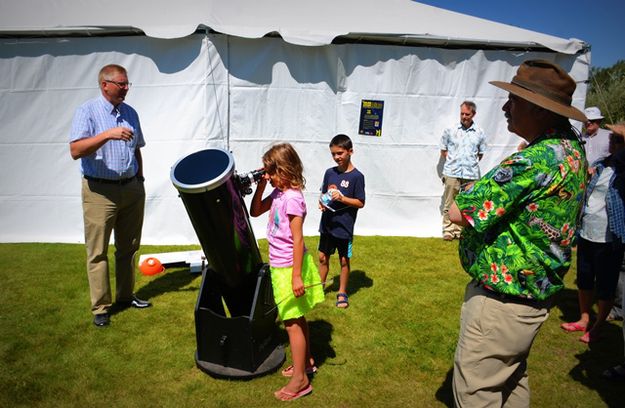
[560,322,586,332]
[579,331,602,344]
[274,384,313,401]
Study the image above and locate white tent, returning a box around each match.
[0,0,591,244]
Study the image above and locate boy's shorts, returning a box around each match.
[318,233,352,259]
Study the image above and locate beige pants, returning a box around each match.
[442,176,471,238]
[82,178,145,315]
[453,282,550,408]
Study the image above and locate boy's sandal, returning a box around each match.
[602,364,625,380]
[281,364,318,377]
[336,292,349,309]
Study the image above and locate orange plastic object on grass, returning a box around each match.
[139,257,165,276]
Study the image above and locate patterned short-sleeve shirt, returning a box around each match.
[456,129,587,300]
[440,122,487,180]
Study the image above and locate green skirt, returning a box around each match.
[270,252,325,321]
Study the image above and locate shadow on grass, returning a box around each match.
[555,289,625,407]
[326,269,373,297]
[435,368,454,407]
[309,319,336,368]
[274,319,336,373]
[110,267,201,316]
[569,342,625,408]
[553,287,583,325]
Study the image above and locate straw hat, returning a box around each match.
[490,60,587,123]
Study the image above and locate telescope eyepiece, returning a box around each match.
[236,168,266,196]
[247,169,266,183]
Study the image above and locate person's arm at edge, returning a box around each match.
[449,201,469,227]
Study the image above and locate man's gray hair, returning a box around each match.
[461,100,476,113]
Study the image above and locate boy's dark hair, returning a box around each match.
[329,134,353,150]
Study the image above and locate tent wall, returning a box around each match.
[0,34,589,244]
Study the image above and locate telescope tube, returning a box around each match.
[171,148,263,314]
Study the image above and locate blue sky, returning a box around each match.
[415,0,625,68]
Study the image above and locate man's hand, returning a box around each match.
[70,126,135,160]
[107,127,134,142]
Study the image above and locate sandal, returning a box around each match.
[602,364,625,380]
[281,364,318,377]
[274,384,313,401]
[560,322,586,332]
[336,292,349,308]
[579,331,602,344]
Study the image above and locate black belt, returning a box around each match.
[476,283,550,308]
[84,175,136,185]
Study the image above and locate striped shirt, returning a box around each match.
[70,95,145,179]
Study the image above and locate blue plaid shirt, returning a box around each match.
[585,159,625,243]
[70,95,145,179]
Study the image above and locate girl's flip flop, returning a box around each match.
[274,384,313,401]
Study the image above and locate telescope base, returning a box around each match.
[194,264,284,379]
[195,345,285,380]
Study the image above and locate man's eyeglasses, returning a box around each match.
[104,80,132,88]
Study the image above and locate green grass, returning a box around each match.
[0,238,622,407]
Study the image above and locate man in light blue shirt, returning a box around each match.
[70,64,151,327]
[440,101,487,240]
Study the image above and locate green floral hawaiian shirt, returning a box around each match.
[456,130,587,300]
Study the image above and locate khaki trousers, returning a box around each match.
[442,176,471,238]
[82,178,145,315]
[453,282,550,408]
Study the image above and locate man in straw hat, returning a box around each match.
[582,106,610,167]
[448,60,588,407]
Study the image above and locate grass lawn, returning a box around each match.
[0,238,623,407]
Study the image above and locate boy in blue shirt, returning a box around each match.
[318,134,366,308]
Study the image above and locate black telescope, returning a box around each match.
[170,148,284,379]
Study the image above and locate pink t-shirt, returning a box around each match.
[267,188,307,267]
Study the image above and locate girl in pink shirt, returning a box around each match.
[250,143,324,401]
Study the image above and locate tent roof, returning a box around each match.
[1,0,587,54]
